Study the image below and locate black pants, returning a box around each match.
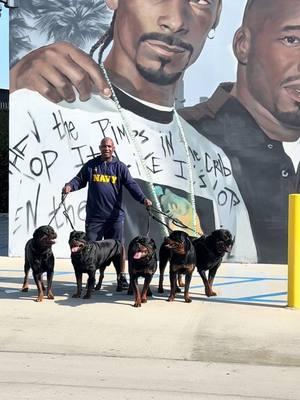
[85,220,124,243]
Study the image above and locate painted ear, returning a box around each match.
[212,1,222,29]
[233,27,251,65]
[106,0,119,11]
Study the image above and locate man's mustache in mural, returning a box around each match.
[136,32,193,86]
[278,75,300,128]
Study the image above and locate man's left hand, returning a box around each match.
[144,199,152,207]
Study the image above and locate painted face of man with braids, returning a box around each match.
[11,0,222,105]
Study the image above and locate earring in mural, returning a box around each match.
[207,29,215,40]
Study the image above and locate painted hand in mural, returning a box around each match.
[10,42,111,103]
[156,186,203,235]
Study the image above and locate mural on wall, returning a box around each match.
[9,0,300,263]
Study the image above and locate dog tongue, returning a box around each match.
[133,252,143,259]
[71,246,80,253]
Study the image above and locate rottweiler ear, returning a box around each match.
[150,238,156,250]
[185,237,191,251]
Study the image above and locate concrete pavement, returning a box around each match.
[0,254,300,399]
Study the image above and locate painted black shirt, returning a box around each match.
[181,83,300,263]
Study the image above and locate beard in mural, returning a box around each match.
[9,0,259,263]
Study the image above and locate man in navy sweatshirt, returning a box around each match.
[63,136,152,288]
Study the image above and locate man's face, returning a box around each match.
[111,0,220,86]
[245,0,300,129]
[100,138,115,160]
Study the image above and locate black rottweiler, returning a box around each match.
[128,236,157,307]
[69,230,125,299]
[159,230,196,303]
[21,225,57,302]
[158,234,196,294]
[193,229,234,297]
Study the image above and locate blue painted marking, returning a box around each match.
[217,275,287,281]
[54,271,73,276]
[234,291,287,301]
[201,297,286,305]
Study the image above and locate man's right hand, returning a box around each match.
[62,184,72,194]
[10,42,111,103]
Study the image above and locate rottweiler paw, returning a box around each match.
[133,303,141,307]
[21,287,29,292]
[47,292,54,300]
[206,290,217,297]
[72,293,81,298]
[184,297,192,303]
[94,284,101,291]
[83,293,91,299]
[167,296,175,302]
[35,296,43,302]
[141,298,147,303]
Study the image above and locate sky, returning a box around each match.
[0,5,9,89]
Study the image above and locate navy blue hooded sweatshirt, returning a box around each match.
[67,156,146,222]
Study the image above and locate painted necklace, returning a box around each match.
[100,62,197,236]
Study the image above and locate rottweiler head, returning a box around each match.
[32,225,57,249]
[209,229,234,255]
[164,230,191,255]
[68,230,88,253]
[129,236,156,261]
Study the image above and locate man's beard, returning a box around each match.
[275,106,300,131]
[136,59,182,86]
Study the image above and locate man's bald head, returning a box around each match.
[242,0,287,33]
[233,0,300,138]
[99,137,115,161]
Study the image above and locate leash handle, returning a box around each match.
[48,192,75,230]
[145,207,151,238]
[61,194,75,231]
[48,192,68,227]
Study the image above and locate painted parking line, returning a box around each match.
[0,269,288,305]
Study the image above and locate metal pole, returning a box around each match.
[288,194,300,308]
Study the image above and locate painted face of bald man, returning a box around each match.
[241,0,300,130]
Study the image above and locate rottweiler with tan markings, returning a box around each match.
[128,236,157,308]
[193,229,234,297]
[160,231,196,303]
[21,225,57,302]
[69,230,125,299]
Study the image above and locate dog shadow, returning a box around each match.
[1,275,283,309]
[0,274,166,307]
[54,282,137,308]
[0,279,136,306]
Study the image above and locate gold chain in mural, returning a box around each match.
[100,62,197,236]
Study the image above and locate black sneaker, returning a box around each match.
[116,274,129,291]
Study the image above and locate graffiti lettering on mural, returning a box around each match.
[12,180,87,235]
[9,90,256,260]
[10,108,241,225]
